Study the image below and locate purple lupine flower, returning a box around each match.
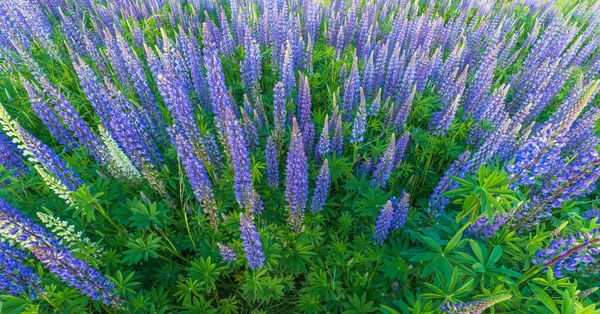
[363,52,376,95]
[0,131,27,178]
[217,243,237,264]
[217,7,234,57]
[532,228,600,278]
[332,113,344,156]
[373,200,395,245]
[398,52,417,105]
[16,125,82,191]
[342,57,360,121]
[373,41,389,92]
[384,44,403,100]
[350,87,367,144]
[106,88,163,169]
[305,35,314,74]
[562,107,600,155]
[202,22,233,122]
[515,146,600,230]
[71,56,113,126]
[280,42,296,97]
[391,191,410,231]
[0,241,42,298]
[177,26,209,105]
[463,43,500,115]
[241,26,262,100]
[0,199,119,306]
[36,77,109,165]
[358,157,373,177]
[21,79,75,150]
[239,213,265,270]
[338,63,348,87]
[311,159,331,213]
[392,85,416,132]
[272,82,287,139]
[315,115,331,160]
[223,106,262,214]
[431,64,468,136]
[241,107,259,151]
[506,125,562,186]
[150,41,205,154]
[440,295,512,314]
[466,214,508,239]
[582,209,600,220]
[106,31,165,143]
[297,75,315,155]
[170,130,218,227]
[392,129,409,166]
[368,88,382,116]
[285,118,309,230]
[266,135,279,188]
[429,92,462,137]
[371,134,396,188]
[428,151,472,215]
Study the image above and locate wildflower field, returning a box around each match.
[2,0,600,312]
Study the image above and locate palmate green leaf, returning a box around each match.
[187,256,225,293]
[129,201,168,229]
[258,276,287,303]
[107,270,141,296]
[342,293,378,314]
[122,234,162,265]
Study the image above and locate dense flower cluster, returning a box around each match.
[0,199,118,306]
[532,229,600,278]
[0,241,41,298]
[1,0,600,311]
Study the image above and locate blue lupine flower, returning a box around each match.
[239,214,265,270]
[0,241,42,298]
[532,228,600,278]
[371,134,396,188]
[332,112,344,156]
[285,118,309,230]
[466,214,508,239]
[391,190,410,231]
[223,106,262,214]
[273,82,287,139]
[373,201,394,245]
[311,160,331,213]
[280,42,296,97]
[342,58,360,121]
[297,75,315,155]
[36,76,109,165]
[0,198,119,306]
[217,243,237,264]
[16,125,83,191]
[0,131,27,178]
[350,87,367,144]
[428,151,471,216]
[266,135,279,188]
[170,129,217,226]
[315,115,331,160]
[21,78,75,150]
